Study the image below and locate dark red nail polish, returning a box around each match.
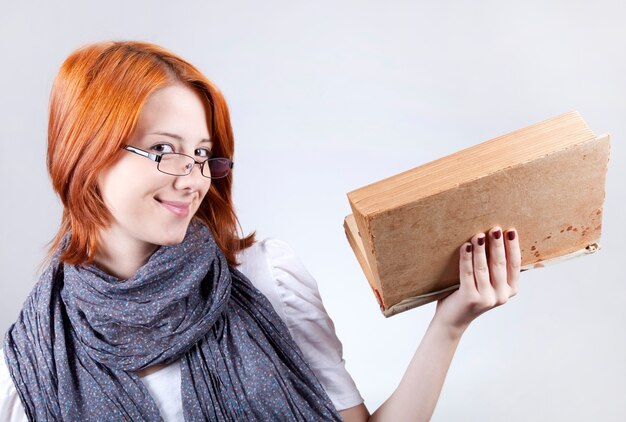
[466,244,472,253]
[477,236,485,246]
[493,230,501,239]
[507,230,516,241]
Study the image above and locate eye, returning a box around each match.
[195,148,212,159]
[151,143,174,154]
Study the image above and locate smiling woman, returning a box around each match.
[95,84,214,279]
[0,41,352,421]
[45,41,248,268]
[1,40,521,422]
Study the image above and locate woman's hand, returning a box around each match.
[434,227,521,334]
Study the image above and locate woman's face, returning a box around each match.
[97,83,212,253]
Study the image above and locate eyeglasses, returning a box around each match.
[123,145,233,179]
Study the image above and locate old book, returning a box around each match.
[344,112,610,317]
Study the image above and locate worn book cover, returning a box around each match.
[344,112,610,317]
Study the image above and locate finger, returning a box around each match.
[488,227,509,303]
[505,228,522,294]
[472,232,491,293]
[459,242,476,293]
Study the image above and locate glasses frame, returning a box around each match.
[123,145,233,179]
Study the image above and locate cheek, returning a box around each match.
[203,180,212,197]
[98,165,161,216]
[98,170,123,212]
[199,182,212,204]
[101,182,137,218]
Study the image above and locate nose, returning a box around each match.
[173,161,210,192]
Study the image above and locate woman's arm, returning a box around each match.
[339,317,463,422]
[340,226,521,422]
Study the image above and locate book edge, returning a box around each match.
[343,214,385,309]
[348,112,596,215]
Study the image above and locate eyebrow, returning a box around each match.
[149,131,212,146]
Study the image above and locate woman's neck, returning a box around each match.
[93,228,159,280]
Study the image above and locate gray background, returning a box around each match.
[1,1,625,420]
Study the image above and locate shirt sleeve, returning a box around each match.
[0,349,28,422]
[260,238,364,411]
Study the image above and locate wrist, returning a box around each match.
[431,312,469,341]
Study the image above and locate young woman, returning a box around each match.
[0,41,520,421]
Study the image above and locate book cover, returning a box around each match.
[344,112,610,317]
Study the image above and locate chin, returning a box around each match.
[158,225,190,246]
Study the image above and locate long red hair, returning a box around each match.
[47,41,255,267]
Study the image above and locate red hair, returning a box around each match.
[47,41,255,267]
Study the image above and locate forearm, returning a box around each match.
[368,315,466,422]
[346,227,519,422]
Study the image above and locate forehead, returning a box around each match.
[133,84,211,144]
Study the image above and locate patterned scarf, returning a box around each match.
[4,220,340,421]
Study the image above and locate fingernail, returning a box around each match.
[493,230,501,239]
[477,236,485,246]
[466,244,472,253]
[507,230,516,241]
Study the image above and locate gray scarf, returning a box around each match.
[4,220,341,421]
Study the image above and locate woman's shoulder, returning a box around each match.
[236,238,296,270]
[0,349,28,421]
[235,238,324,313]
[236,238,314,283]
[236,239,364,410]
[235,238,306,321]
[240,238,337,348]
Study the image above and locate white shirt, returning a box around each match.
[0,238,363,421]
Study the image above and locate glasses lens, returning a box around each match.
[202,158,232,178]
[158,153,195,176]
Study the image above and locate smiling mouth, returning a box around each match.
[155,198,191,218]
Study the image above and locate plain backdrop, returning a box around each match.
[1,1,625,420]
